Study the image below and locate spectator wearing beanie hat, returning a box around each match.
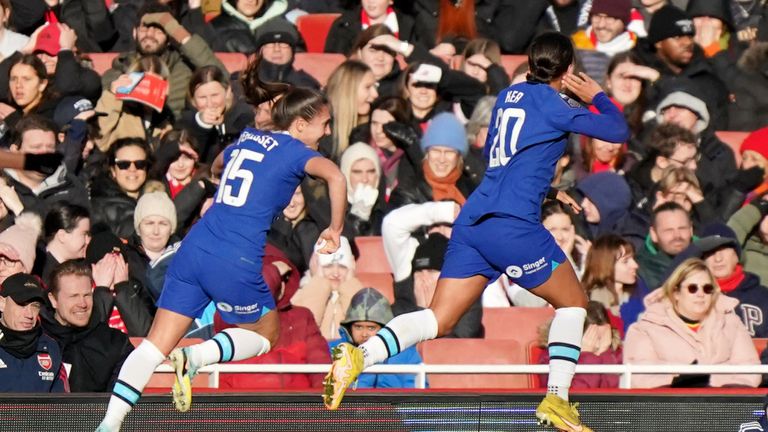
[133,191,178,262]
[740,127,768,200]
[389,112,477,209]
[632,4,730,131]
[292,236,366,340]
[0,212,42,283]
[572,0,637,82]
[249,18,320,90]
[397,232,482,338]
[339,143,385,239]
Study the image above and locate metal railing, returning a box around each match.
[154,363,768,389]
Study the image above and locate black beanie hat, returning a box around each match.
[648,5,695,45]
[412,234,449,272]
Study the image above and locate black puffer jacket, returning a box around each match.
[209,1,289,53]
[726,42,768,131]
[89,175,138,239]
[3,165,90,218]
[55,0,117,52]
[324,6,417,55]
[92,281,155,337]
[40,306,133,392]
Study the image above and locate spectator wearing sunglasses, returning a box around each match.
[624,258,760,388]
[89,138,152,239]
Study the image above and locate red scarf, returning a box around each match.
[108,306,128,334]
[423,160,466,205]
[591,159,614,174]
[716,264,745,293]
[361,6,399,38]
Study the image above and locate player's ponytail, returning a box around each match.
[526,32,574,84]
[272,87,330,131]
[240,55,291,106]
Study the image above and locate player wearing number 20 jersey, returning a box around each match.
[443,81,630,288]
[157,128,321,324]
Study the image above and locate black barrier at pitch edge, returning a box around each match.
[0,392,763,432]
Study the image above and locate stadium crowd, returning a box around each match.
[0,0,767,394]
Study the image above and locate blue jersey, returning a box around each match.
[455,81,630,226]
[185,128,320,264]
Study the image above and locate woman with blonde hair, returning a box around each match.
[322,60,379,162]
[624,258,760,388]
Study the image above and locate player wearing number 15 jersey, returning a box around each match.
[97,59,347,432]
[324,33,629,431]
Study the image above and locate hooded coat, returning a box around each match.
[624,292,760,388]
[576,171,632,239]
[328,288,424,389]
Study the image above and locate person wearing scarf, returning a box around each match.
[0,273,68,392]
[324,0,416,55]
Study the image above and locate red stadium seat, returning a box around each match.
[215,52,249,73]
[130,338,212,388]
[715,131,749,165]
[356,272,395,303]
[418,338,529,388]
[295,13,341,53]
[753,338,768,356]
[293,52,345,86]
[527,340,546,388]
[482,306,555,347]
[354,236,393,274]
[86,52,119,75]
[500,55,528,80]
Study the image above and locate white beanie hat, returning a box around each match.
[133,192,177,233]
[340,143,381,201]
[317,236,355,270]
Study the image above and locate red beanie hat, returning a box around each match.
[740,127,768,160]
[591,0,632,26]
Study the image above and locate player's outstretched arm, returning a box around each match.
[305,156,347,254]
[560,72,630,144]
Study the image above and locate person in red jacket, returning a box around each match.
[213,244,330,389]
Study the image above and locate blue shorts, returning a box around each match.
[441,216,567,289]
[157,242,275,324]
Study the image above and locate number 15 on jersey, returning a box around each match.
[488,107,526,168]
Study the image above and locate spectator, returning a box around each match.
[329,287,424,389]
[322,59,379,162]
[348,24,402,98]
[5,115,90,216]
[538,301,622,389]
[214,244,330,389]
[86,230,155,337]
[0,55,61,140]
[626,123,699,205]
[389,112,476,209]
[41,260,133,392]
[624,258,760,388]
[0,272,67,392]
[601,51,657,138]
[0,174,23,230]
[575,135,636,181]
[130,191,177,269]
[178,65,253,165]
[292,236,364,340]
[542,200,589,278]
[325,0,416,56]
[0,0,29,59]
[458,37,510,97]
[728,194,768,286]
[47,0,116,53]
[53,96,107,184]
[251,19,320,89]
[536,0,591,38]
[582,233,648,334]
[38,203,90,283]
[148,130,200,199]
[101,2,226,118]
[95,55,174,152]
[267,183,321,274]
[687,0,738,58]
[209,0,288,53]
[571,0,637,83]
[89,138,152,239]
[739,127,768,202]
[339,142,385,240]
[727,41,768,131]
[576,171,633,240]
[633,5,730,130]
[636,202,694,290]
[0,212,41,283]
[463,95,494,185]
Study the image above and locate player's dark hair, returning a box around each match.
[272,87,329,131]
[526,32,574,84]
[240,55,292,107]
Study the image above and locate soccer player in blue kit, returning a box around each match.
[324,33,630,431]
[96,60,347,432]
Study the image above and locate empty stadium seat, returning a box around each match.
[215,52,249,73]
[753,338,768,355]
[354,236,393,274]
[356,272,395,303]
[293,52,345,86]
[86,52,119,75]
[418,338,529,388]
[296,13,341,53]
[130,337,211,388]
[715,131,749,165]
[482,306,555,346]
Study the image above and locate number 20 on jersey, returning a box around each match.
[488,107,526,168]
